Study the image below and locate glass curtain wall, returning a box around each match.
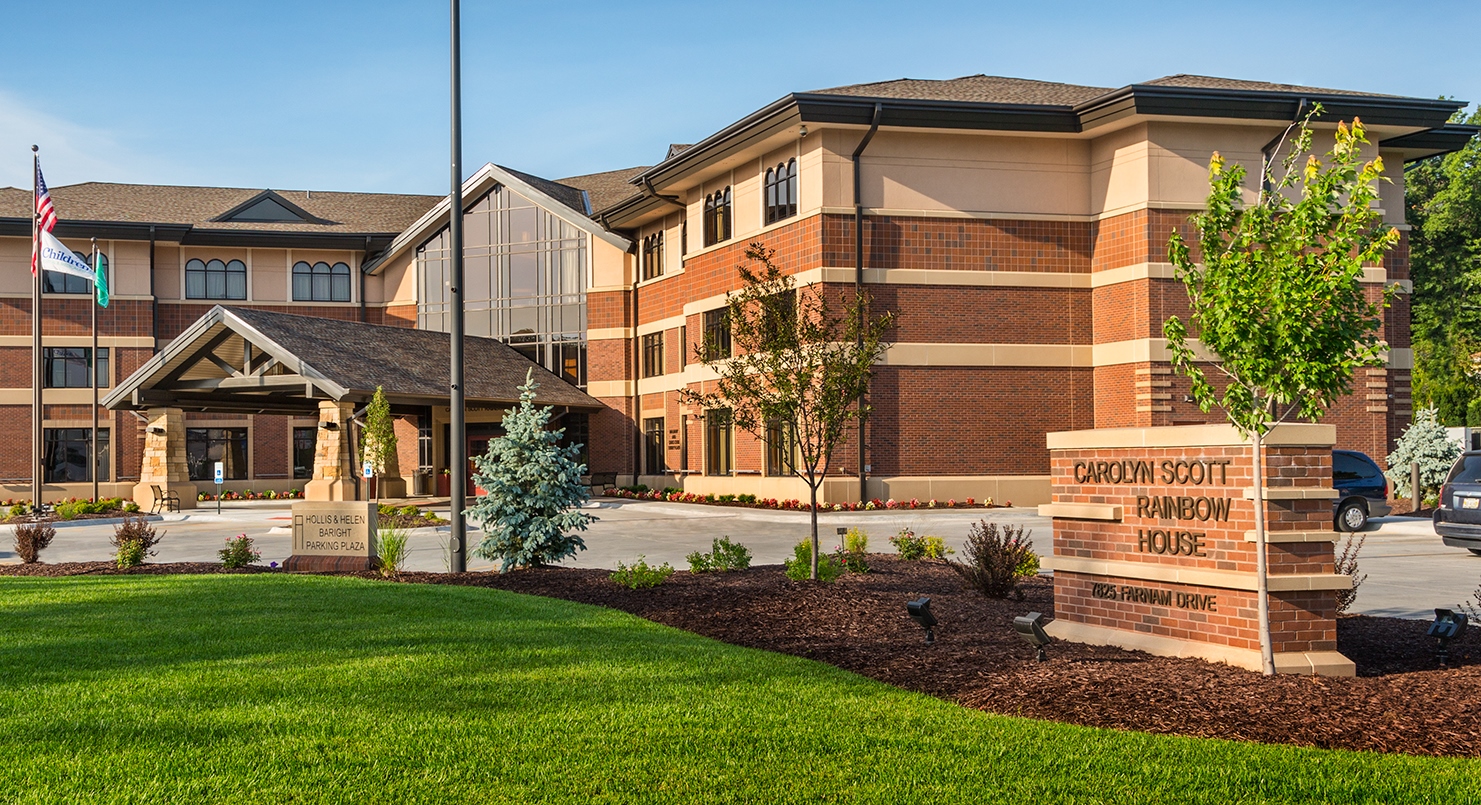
[417,186,588,387]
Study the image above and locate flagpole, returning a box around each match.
[90,238,99,504]
[31,145,41,513]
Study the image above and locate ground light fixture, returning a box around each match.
[1014,612,1052,661]
[1428,608,1469,668]
[906,597,936,644]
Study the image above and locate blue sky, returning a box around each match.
[3,0,1477,194]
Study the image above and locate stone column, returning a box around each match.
[306,400,358,501]
[374,419,408,499]
[132,407,198,510]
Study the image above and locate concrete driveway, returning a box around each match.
[3,500,1476,621]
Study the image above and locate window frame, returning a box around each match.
[641,232,664,281]
[643,417,665,475]
[185,427,250,481]
[42,346,109,389]
[764,158,798,224]
[765,418,796,477]
[704,408,733,476]
[640,332,665,378]
[292,260,353,302]
[42,427,110,483]
[185,257,248,300]
[702,187,732,247]
[45,250,106,295]
[701,307,731,360]
[292,426,317,480]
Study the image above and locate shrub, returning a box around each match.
[837,527,870,573]
[13,521,56,564]
[610,556,673,589]
[7,503,26,519]
[111,515,162,568]
[122,501,140,514]
[890,529,953,561]
[219,534,261,569]
[1334,533,1367,614]
[1387,407,1462,501]
[948,521,1037,600]
[686,536,752,573]
[785,539,842,582]
[377,527,410,577]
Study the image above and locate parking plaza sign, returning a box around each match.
[284,501,380,571]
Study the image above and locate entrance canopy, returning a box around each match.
[104,306,603,415]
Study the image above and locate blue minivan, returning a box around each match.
[1332,449,1392,532]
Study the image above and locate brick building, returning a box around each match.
[1,73,1472,505]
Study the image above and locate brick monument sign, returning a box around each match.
[1039,423,1356,676]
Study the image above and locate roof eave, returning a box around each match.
[1078,84,1466,130]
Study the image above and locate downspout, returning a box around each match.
[359,236,369,323]
[148,225,157,347]
[852,102,882,502]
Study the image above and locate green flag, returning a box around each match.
[94,252,108,308]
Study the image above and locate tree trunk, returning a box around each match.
[809,482,819,580]
[1251,431,1275,675]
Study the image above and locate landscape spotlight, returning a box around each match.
[906,596,936,644]
[318,421,338,431]
[1013,612,1052,662]
[1428,608,1469,668]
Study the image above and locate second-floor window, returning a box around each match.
[43,347,109,388]
[765,158,798,224]
[703,187,731,247]
[46,251,106,295]
[293,261,352,302]
[186,258,247,300]
[641,332,665,378]
[641,233,663,281]
[702,307,730,360]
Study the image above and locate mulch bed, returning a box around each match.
[6,557,1480,756]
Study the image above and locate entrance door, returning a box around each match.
[468,435,490,497]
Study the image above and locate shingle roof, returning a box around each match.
[498,166,591,215]
[810,74,1111,106]
[1140,74,1404,98]
[556,166,650,215]
[226,307,600,409]
[0,182,438,234]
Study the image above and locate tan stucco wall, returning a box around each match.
[251,248,288,302]
[590,238,632,289]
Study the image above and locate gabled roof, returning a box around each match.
[362,163,632,275]
[104,306,601,414]
[210,189,335,225]
[557,166,650,215]
[812,74,1109,105]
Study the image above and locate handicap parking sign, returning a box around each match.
[213,462,224,485]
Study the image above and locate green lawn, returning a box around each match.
[0,575,1475,804]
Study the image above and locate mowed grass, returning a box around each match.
[0,576,1476,804]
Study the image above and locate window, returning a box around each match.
[43,428,109,483]
[46,251,105,295]
[43,347,108,388]
[185,258,247,300]
[702,307,731,360]
[678,324,687,367]
[1334,452,1380,485]
[705,409,733,476]
[292,427,317,480]
[293,261,352,302]
[418,418,433,472]
[644,417,665,474]
[765,419,795,477]
[641,332,665,378]
[560,413,590,469]
[761,289,796,344]
[680,219,687,256]
[641,233,663,281]
[764,158,798,224]
[702,186,732,247]
[186,427,249,481]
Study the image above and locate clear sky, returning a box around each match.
[3,0,1477,195]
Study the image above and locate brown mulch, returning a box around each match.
[0,561,276,576]
[6,558,1480,756]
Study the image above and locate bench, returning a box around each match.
[149,485,180,514]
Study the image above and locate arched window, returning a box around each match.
[45,250,106,295]
[764,159,798,224]
[641,233,664,281]
[702,187,732,247]
[293,261,352,302]
[185,257,246,300]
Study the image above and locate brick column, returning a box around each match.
[305,401,358,501]
[131,407,198,510]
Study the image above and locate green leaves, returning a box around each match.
[1164,107,1395,436]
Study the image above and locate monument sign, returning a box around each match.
[284,501,379,572]
[1040,423,1356,676]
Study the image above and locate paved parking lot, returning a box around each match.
[4,500,1477,621]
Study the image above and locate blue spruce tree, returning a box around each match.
[466,369,594,570]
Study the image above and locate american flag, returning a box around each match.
[31,161,57,275]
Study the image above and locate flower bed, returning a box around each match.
[198,488,304,502]
[602,486,1008,511]
[0,497,140,523]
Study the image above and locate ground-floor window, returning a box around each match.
[765,419,794,477]
[643,417,664,474]
[560,413,589,469]
[705,409,732,476]
[187,428,248,481]
[292,427,317,480]
[43,428,109,483]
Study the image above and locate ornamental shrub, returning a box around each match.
[377,527,410,577]
[785,539,841,582]
[686,536,752,573]
[465,370,594,571]
[111,515,162,568]
[610,556,674,589]
[13,521,55,563]
[7,503,26,519]
[219,534,261,568]
[949,521,1037,600]
[1334,533,1367,614]
[1387,407,1461,500]
[838,527,869,573]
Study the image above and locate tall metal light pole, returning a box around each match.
[448,0,467,572]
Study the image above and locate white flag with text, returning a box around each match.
[37,230,97,283]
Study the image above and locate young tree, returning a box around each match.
[682,243,893,579]
[466,369,593,571]
[1386,407,1462,502]
[1164,107,1397,675]
[360,386,398,497]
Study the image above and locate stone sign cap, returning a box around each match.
[1046,423,1336,451]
